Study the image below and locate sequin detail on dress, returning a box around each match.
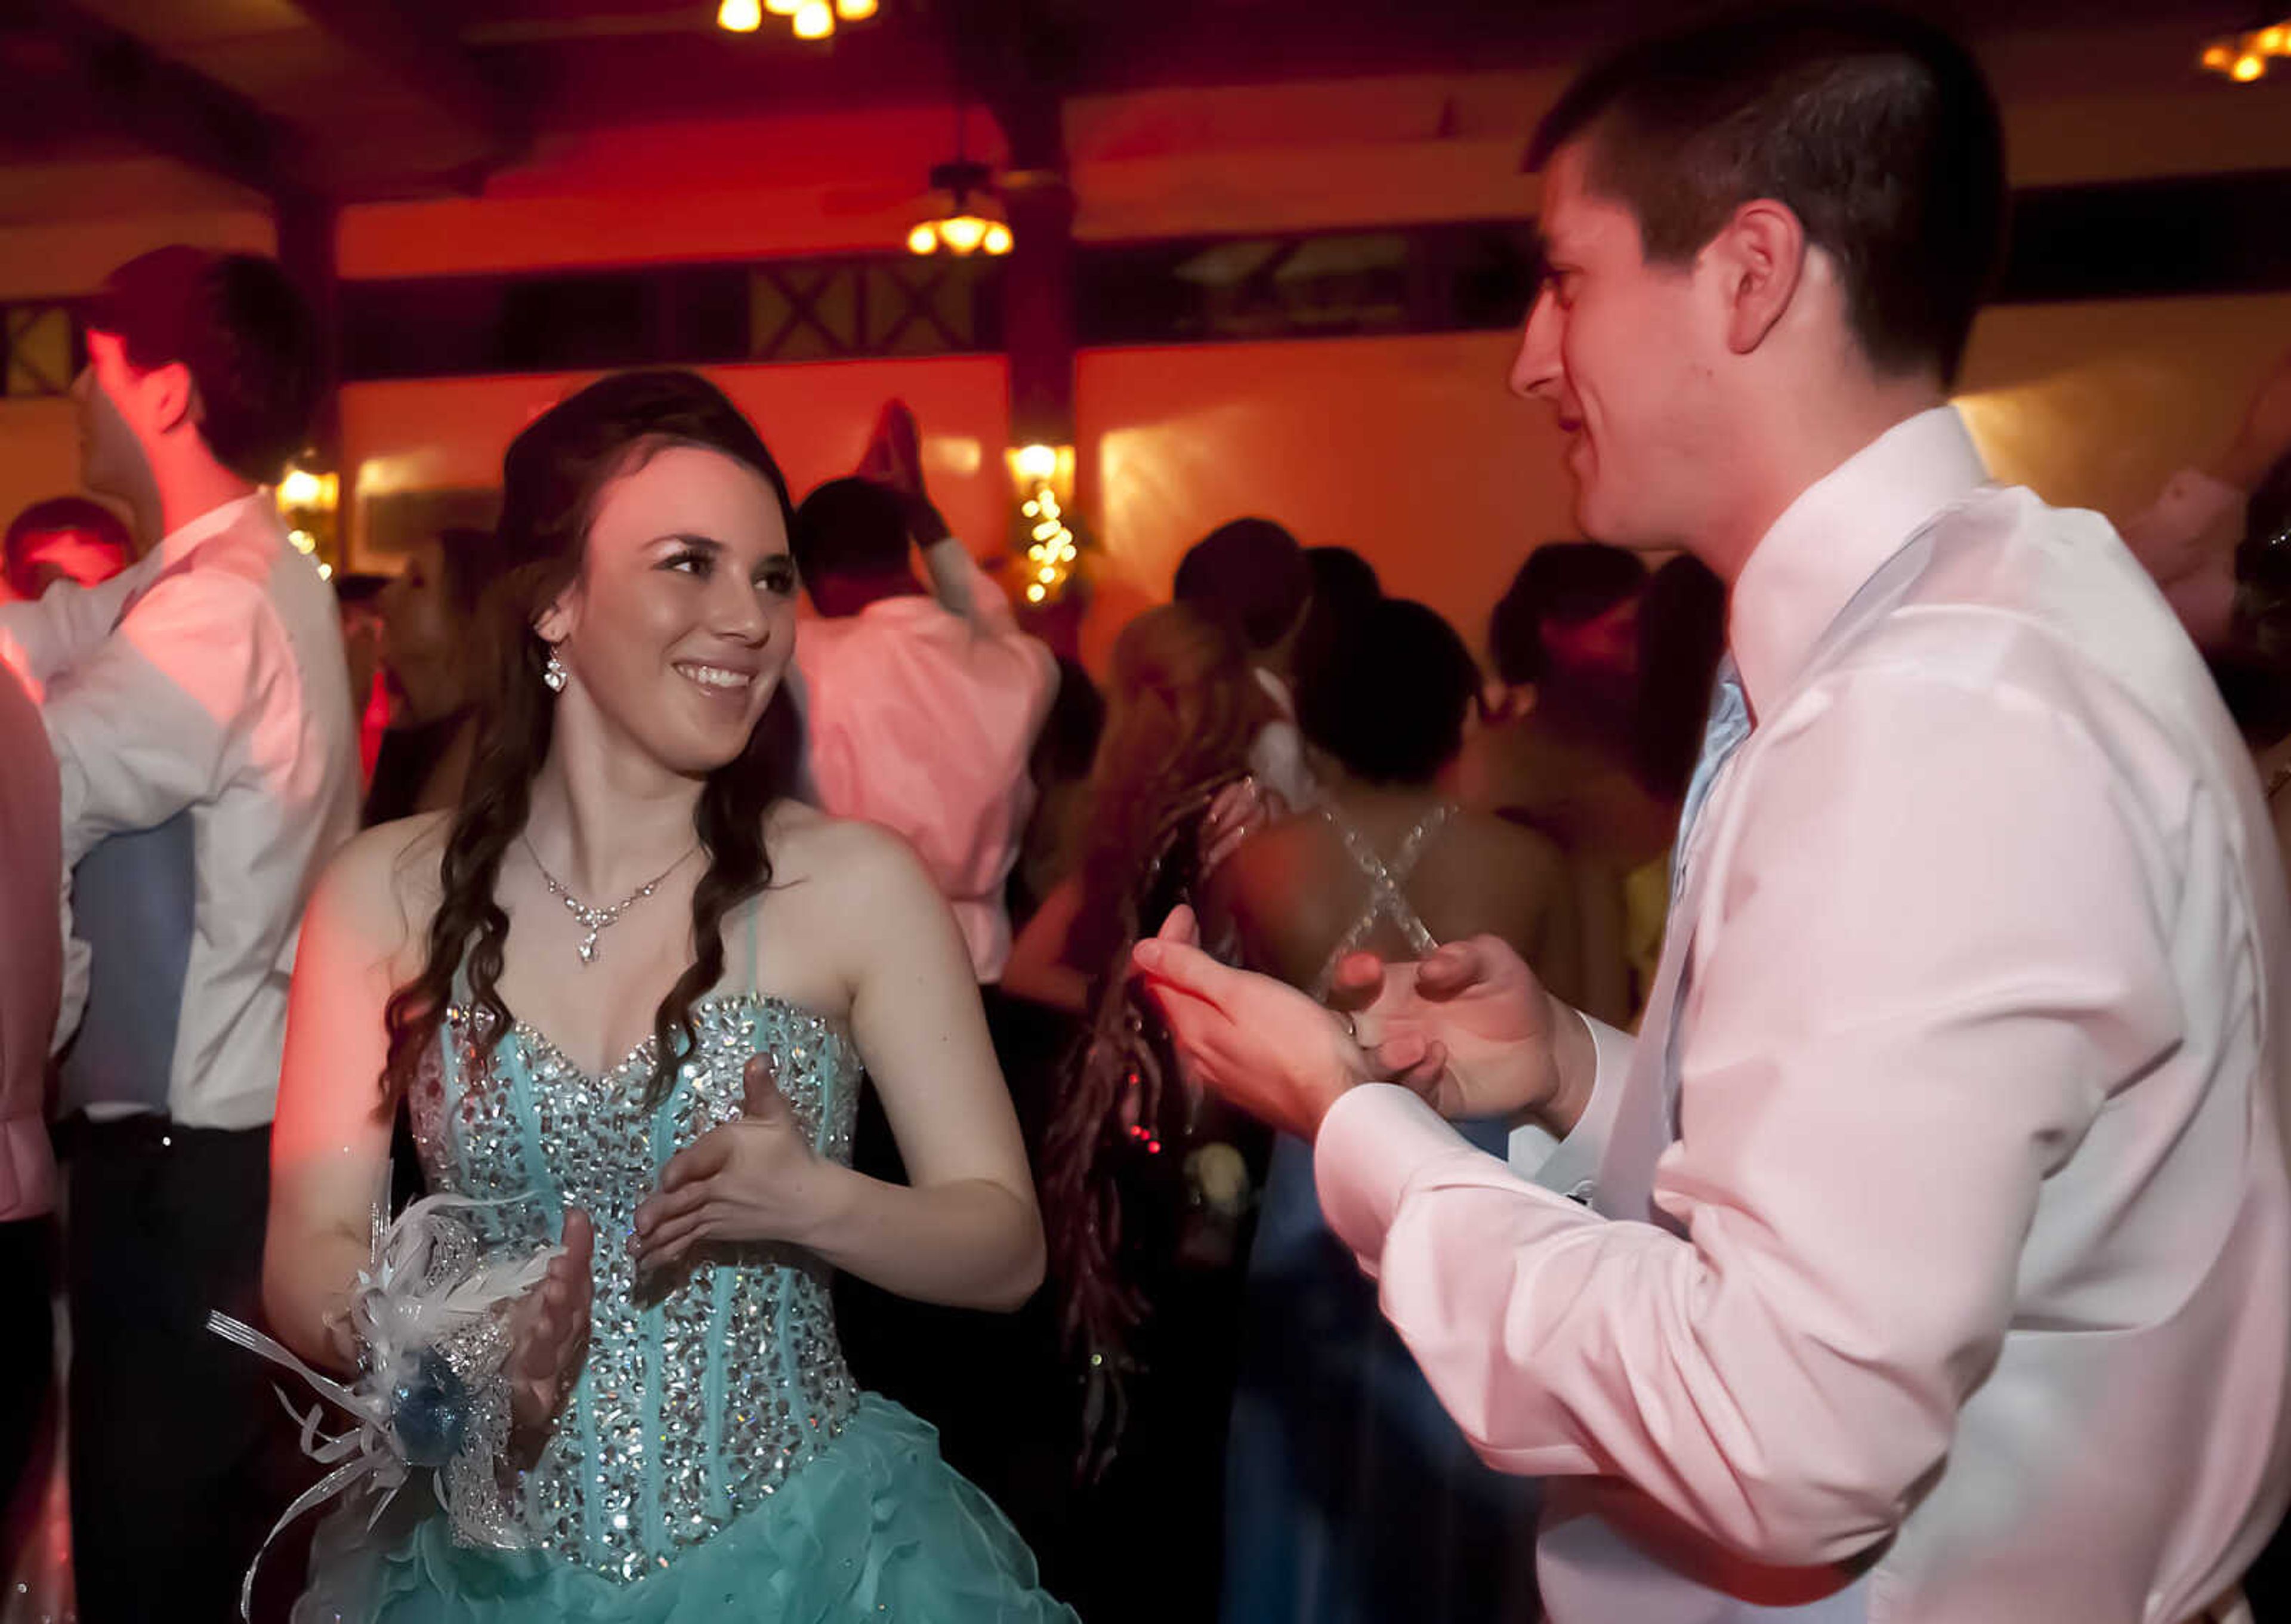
[410,995,862,1584]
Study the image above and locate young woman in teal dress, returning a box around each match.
[262,369,1078,1622]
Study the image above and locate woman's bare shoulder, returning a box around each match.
[764,801,931,891]
[1447,805,1570,878]
[310,811,453,960]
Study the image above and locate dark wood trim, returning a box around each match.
[11,167,2283,390]
[26,0,311,206]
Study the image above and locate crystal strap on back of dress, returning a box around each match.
[1309,803,1456,999]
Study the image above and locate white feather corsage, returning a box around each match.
[206,1178,562,1618]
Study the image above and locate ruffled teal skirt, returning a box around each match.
[294,1397,1077,1623]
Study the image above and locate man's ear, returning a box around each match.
[1711,199,1807,357]
[143,360,199,439]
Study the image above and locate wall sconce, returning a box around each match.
[276,456,341,581]
[1006,443,1079,606]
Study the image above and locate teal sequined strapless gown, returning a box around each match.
[295,992,1077,1623]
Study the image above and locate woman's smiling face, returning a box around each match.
[539,441,799,777]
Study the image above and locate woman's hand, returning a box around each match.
[503,1209,594,1437]
[1200,776,1286,878]
[632,1055,831,1271]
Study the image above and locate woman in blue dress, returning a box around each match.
[1207,598,1578,1624]
[262,369,1077,1622]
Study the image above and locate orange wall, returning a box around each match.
[0,400,85,539]
[8,295,2287,670]
[1955,292,2291,524]
[339,354,1011,569]
[1074,331,1568,667]
[0,207,272,301]
[1069,293,2291,669]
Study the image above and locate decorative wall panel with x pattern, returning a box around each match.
[2,304,79,399]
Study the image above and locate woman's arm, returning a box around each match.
[637,821,1045,1311]
[999,875,1089,1014]
[263,822,431,1370]
[267,818,598,1440]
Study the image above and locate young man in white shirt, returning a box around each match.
[788,450,1056,986]
[1132,12,2291,1623]
[0,246,359,1622]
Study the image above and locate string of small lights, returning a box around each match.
[1012,443,1078,605]
[275,464,339,581]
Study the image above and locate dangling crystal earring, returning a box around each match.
[542,647,569,694]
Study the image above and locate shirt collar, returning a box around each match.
[1728,405,1990,718]
[849,592,953,627]
[157,491,274,570]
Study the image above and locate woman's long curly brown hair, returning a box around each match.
[1039,604,1271,1464]
[378,369,796,1110]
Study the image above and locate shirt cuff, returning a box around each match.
[1315,1083,1489,1269]
[1512,1009,1634,1203]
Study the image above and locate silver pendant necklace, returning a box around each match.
[523,838,694,966]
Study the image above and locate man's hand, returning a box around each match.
[1329,936,1595,1134]
[1131,906,1370,1140]
[2222,346,2291,493]
[859,400,950,546]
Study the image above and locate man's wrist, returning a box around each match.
[903,494,952,547]
[1532,997,1598,1139]
[1301,1032,1376,1140]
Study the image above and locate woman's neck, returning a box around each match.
[524,716,706,900]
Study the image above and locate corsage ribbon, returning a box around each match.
[208,1180,561,1619]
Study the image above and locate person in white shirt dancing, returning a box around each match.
[787,408,1057,987]
[0,246,359,1622]
[1129,11,2291,1623]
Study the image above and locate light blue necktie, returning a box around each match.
[1651,655,1753,1147]
[1672,654,1752,903]
[1593,655,1752,1224]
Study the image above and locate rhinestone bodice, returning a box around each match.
[408,993,863,1583]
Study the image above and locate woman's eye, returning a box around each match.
[665,549,712,578]
[757,561,797,597]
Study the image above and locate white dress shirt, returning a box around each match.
[0,492,359,1129]
[1314,407,2291,1623]
[791,538,1057,982]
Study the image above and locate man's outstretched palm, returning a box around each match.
[1328,937,1566,1123]
[1130,909,1568,1138]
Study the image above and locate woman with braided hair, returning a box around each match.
[1005,601,1274,1622]
[259,369,1075,1622]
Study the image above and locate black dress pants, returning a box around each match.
[0,1213,54,1577]
[63,1119,308,1623]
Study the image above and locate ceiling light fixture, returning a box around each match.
[907,104,1012,257]
[719,0,875,41]
[2199,17,2290,80]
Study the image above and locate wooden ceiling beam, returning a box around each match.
[13,0,311,205]
[286,0,526,178]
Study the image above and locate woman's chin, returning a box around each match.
[654,720,762,780]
